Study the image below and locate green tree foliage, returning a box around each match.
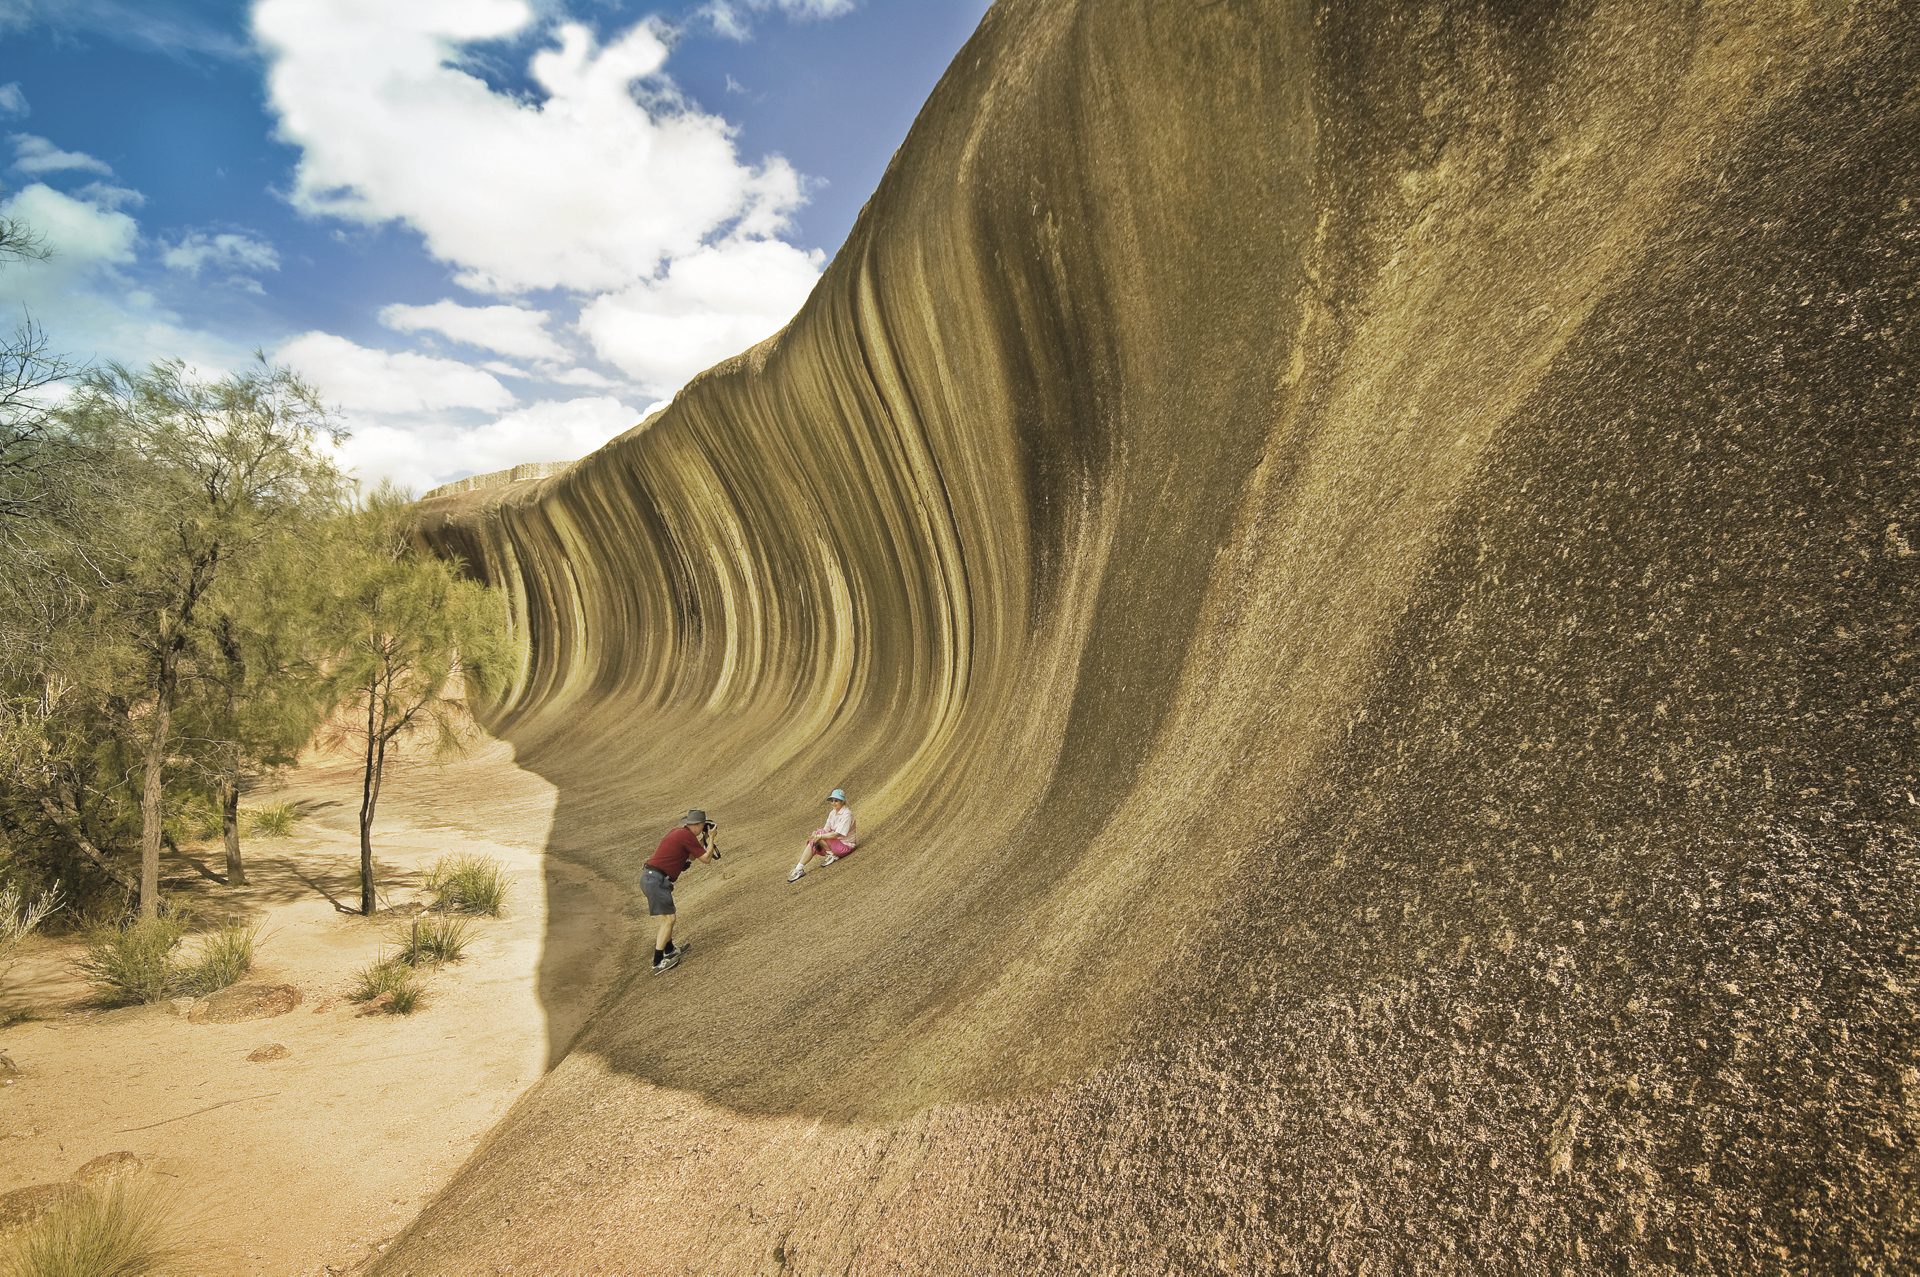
[322,485,513,915]
[0,359,348,916]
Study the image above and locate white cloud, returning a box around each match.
[1,182,136,266]
[380,299,568,362]
[0,83,27,119]
[578,236,820,391]
[0,182,254,372]
[255,2,807,295]
[334,394,640,495]
[69,181,143,211]
[159,230,280,277]
[276,331,516,414]
[699,0,857,38]
[9,133,114,177]
[545,366,618,389]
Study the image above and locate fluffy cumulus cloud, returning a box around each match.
[0,83,27,118]
[276,331,516,414]
[579,237,820,386]
[380,300,568,363]
[10,133,114,176]
[0,180,253,372]
[253,0,833,396]
[255,1,806,296]
[1,182,137,266]
[334,394,644,496]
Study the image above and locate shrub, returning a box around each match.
[0,1176,184,1277]
[173,798,222,843]
[347,957,421,1014]
[0,882,64,969]
[242,803,300,837]
[174,922,258,997]
[392,914,472,967]
[423,854,508,916]
[76,917,187,1007]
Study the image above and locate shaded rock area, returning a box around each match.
[246,1043,291,1062]
[0,1182,81,1234]
[391,0,1916,1271]
[72,1151,143,1183]
[187,984,302,1025]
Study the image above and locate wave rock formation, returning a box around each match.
[390,0,1916,1271]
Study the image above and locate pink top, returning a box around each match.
[812,805,857,848]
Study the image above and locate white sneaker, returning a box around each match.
[816,854,834,869]
[787,865,805,883]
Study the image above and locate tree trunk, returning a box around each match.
[220,778,247,886]
[216,616,247,886]
[358,690,388,915]
[138,663,175,920]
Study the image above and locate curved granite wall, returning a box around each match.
[393,0,1917,1270]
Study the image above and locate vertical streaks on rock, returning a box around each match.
[395,0,1918,1270]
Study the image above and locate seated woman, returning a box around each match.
[787,788,857,882]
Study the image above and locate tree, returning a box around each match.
[39,359,348,917]
[324,486,513,915]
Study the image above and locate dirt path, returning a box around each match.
[0,739,632,1275]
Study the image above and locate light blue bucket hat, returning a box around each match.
[827,788,848,802]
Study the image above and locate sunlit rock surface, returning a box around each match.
[388,0,1916,1270]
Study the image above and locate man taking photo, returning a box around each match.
[642,809,719,973]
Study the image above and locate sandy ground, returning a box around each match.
[0,738,633,1275]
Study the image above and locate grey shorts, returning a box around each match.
[640,867,676,916]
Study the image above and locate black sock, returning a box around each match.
[663,941,676,956]
[654,947,665,963]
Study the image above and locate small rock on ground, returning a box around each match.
[189,983,303,1024]
[73,1151,142,1183]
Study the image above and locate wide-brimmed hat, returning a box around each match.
[827,789,847,802]
[681,809,708,825]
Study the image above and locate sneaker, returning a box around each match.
[787,865,805,883]
[652,950,681,974]
[816,854,834,869]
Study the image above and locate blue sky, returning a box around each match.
[0,0,992,490]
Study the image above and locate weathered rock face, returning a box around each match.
[396,0,1916,1270]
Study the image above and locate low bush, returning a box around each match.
[0,1176,184,1276]
[76,916,187,1007]
[242,803,300,837]
[392,914,472,966]
[423,854,508,916]
[348,957,421,1014]
[174,922,258,997]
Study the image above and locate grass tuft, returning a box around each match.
[423,854,508,916]
[174,922,258,997]
[242,803,300,837]
[75,917,186,1007]
[391,914,472,967]
[347,957,422,1014]
[0,1177,185,1277]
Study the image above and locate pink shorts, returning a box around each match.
[812,835,854,858]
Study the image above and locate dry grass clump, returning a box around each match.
[348,957,421,1014]
[392,914,472,966]
[423,854,508,916]
[0,1177,185,1277]
[77,914,257,1006]
[174,922,258,997]
[75,917,186,1007]
[242,803,301,837]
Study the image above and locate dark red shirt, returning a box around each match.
[646,826,705,882]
